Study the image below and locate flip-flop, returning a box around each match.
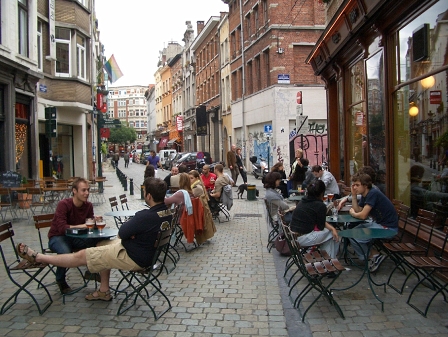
[16,243,38,263]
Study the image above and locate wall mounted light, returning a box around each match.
[420,75,435,89]
[409,102,419,117]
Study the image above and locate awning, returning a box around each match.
[167,138,181,146]
[158,137,169,149]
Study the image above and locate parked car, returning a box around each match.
[159,149,177,168]
[164,152,181,169]
[174,152,198,172]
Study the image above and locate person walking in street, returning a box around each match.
[16,177,172,302]
[47,178,103,294]
[112,152,119,168]
[123,152,130,168]
[235,147,247,184]
[227,144,239,185]
[146,150,162,177]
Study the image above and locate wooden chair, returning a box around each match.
[282,222,345,321]
[0,187,18,221]
[119,194,130,210]
[403,226,448,316]
[264,199,280,253]
[27,187,52,216]
[0,221,53,315]
[109,196,122,229]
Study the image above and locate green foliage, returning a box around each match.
[108,125,137,144]
[435,130,448,149]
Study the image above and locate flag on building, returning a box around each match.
[104,54,123,83]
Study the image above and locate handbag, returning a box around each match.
[275,234,291,256]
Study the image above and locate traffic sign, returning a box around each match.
[264,124,272,133]
[197,152,204,159]
[296,115,309,134]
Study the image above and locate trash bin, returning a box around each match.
[247,184,257,201]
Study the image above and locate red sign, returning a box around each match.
[430,90,442,105]
[297,91,302,104]
[100,128,110,139]
[176,116,183,131]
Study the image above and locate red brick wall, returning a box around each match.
[227,0,325,101]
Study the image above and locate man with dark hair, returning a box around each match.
[146,150,162,177]
[17,177,172,302]
[48,178,102,294]
[311,165,340,199]
[349,173,398,272]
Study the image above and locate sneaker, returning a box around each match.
[369,254,386,273]
[57,281,72,294]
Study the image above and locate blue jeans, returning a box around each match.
[349,222,398,260]
[49,236,101,282]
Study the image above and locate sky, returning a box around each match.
[95,0,229,88]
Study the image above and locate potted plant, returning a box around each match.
[18,176,31,209]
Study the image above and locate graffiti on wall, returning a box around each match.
[291,133,328,167]
[289,122,328,140]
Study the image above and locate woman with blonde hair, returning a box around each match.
[188,170,208,199]
[164,173,193,207]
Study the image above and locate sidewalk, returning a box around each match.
[0,165,447,336]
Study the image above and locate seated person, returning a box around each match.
[290,180,339,258]
[48,178,103,294]
[163,166,179,193]
[209,164,230,214]
[201,165,217,191]
[270,162,288,198]
[264,172,290,222]
[348,173,398,272]
[311,165,341,199]
[17,177,172,302]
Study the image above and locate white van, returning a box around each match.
[158,149,177,168]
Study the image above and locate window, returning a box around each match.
[263,50,270,86]
[18,0,29,57]
[263,0,268,25]
[254,5,259,33]
[76,35,86,80]
[37,21,43,71]
[246,13,251,40]
[55,28,71,76]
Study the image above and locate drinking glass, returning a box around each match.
[323,195,328,204]
[331,207,338,220]
[96,220,106,235]
[328,193,334,203]
[86,218,95,234]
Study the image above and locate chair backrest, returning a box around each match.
[0,222,17,262]
[109,196,119,211]
[150,225,173,272]
[119,194,129,210]
[33,214,54,253]
[0,188,12,204]
[417,209,436,223]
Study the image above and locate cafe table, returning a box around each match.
[288,195,304,203]
[326,214,365,229]
[331,227,397,311]
[65,227,118,240]
[104,210,139,218]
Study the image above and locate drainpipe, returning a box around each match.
[239,0,246,166]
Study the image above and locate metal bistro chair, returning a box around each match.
[0,221,53,315]
[109,196,123,229]
[0,187,18,221]
[264,199,280,253]
[115,221,174,319]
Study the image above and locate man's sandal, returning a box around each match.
[85,290,112,301]
[16,243,38,263]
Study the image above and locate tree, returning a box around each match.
[108,125,137,145]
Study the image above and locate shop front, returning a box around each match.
[307,0,447,224]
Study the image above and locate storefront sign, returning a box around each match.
[355,111,364,126]
[430,90,442,104]
[176,116,183,131]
